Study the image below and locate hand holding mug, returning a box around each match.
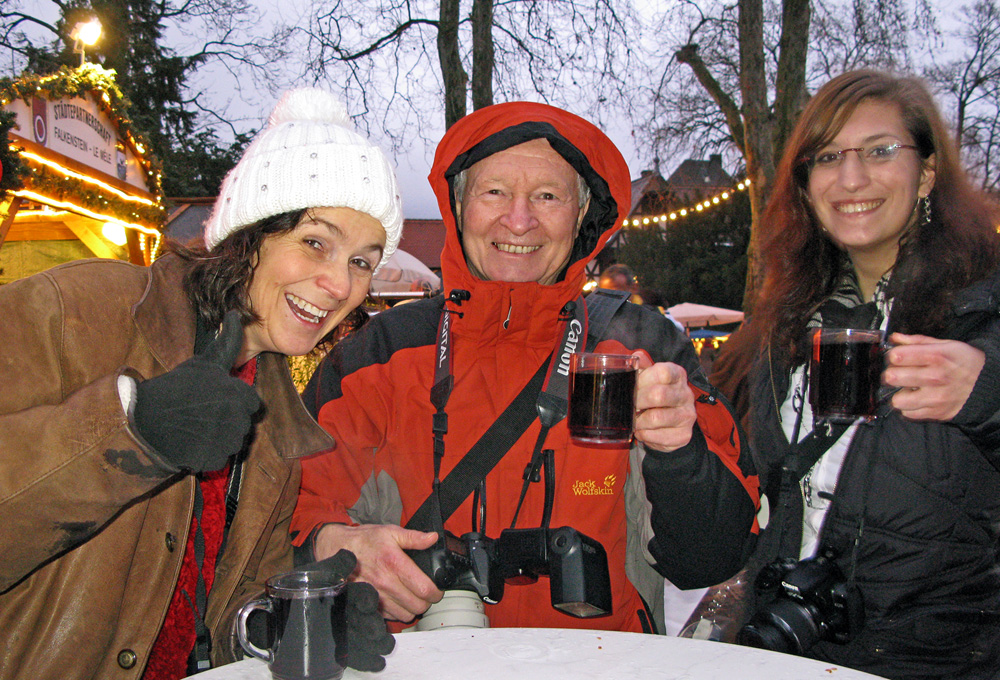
[567,351,696,452]
[884,333,985,421]
[237,549,395,679]
[631,353,697,452]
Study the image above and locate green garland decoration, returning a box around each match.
[0,110,27,199]
[0,64,164,225]
[25,162,165,225]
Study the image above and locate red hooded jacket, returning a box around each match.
[293,102,758,633]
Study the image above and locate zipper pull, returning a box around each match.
[502,302,512,330]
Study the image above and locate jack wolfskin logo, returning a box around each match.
[572,474,617,496]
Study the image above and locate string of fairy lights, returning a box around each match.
[6,145,165,259]
[593,177,753,354]
[622,178,752,228]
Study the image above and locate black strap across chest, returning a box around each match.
[405,288,630,533]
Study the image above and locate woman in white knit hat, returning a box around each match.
[0,87,400,680]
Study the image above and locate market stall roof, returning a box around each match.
[667,302,744,328]
[689,328,730,338]
[1,64,165,278]
[371,248,441,294]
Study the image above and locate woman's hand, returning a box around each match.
[314,523,442,622]
[632,351,698,452]
[884,333,986,421]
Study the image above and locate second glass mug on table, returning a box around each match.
[237,569,346,680]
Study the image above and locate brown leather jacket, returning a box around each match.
[0,254,335,679]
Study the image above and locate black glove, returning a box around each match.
[134,310,261,473]
[303,549,396,672]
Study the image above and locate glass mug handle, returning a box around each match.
[236,597,274,663]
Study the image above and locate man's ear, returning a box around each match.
[574,197,590,238]
[455,200,463,233]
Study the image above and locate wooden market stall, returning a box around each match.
[0,64,165,284]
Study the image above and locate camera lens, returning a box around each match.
[738,598,821,655]
[738,620,791,653]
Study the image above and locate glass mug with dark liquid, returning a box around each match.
[809,328,887,422]
[568,353,639,444]
[237,569,346,680]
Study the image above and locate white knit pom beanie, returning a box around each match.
[203,87,403,272]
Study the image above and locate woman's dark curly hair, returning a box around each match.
[167,209,369,353]
[754,69,1000,364]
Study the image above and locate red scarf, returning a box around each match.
[143,358,258,679]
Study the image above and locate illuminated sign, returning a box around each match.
[5,94,146,190]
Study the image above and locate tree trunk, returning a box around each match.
[676,0,812,314]
[738,0,773,314]
[471,0,494,111]
[773,0,810,162]
[438,0,468,129]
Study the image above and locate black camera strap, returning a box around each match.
[407,289,600,533]
[512,288,630,527]
[770,380,848,560]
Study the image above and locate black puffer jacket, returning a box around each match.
[746,268,1000,680]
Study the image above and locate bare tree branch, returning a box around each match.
[675,44,746,152]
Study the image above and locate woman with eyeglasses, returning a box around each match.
[734,70,1000,678]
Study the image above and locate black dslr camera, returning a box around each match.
[737,549,863,654]
[407,531,504,604]
[408,526,612,618]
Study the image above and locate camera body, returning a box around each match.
[408,526,612,618]
[407,531,504,604]
[737,549,863,655]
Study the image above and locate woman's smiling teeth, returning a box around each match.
[495,242,541,254]
[835,199,883,214]
[286,293,329,324]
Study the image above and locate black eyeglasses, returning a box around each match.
[806,143,920,170]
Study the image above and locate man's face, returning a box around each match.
[455,138,586,286]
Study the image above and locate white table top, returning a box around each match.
[199,627,886,680]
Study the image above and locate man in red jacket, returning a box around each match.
[292,102,759,634]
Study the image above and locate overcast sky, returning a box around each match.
[13,0,654,220]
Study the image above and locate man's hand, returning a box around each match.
[314,523,442,622]
[631,351,697,452]
[884,333,985,421]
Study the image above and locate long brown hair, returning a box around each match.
[168,209,368,352]
[754,69,1000,363]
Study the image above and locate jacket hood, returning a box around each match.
[429,102,631,296]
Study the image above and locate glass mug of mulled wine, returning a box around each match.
[237,569,346,680]
[568,352,640,444]
[809,328,888,423]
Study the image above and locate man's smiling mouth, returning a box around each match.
[495,243,541,254]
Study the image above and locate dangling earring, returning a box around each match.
[921,195,932,225]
